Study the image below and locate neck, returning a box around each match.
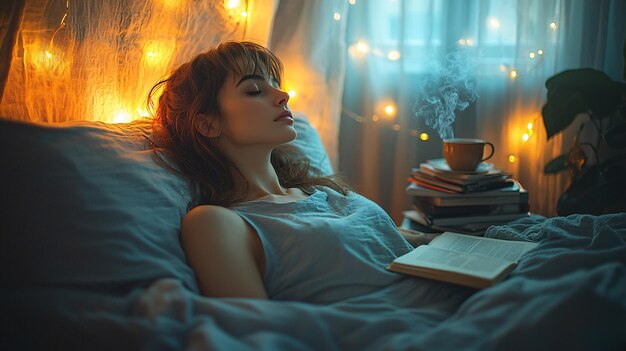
[220,143,287,202]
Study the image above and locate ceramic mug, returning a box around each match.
[443,138,495,172]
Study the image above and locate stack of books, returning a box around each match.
[402,159,530,235]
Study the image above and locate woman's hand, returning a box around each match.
[397,227,440,247]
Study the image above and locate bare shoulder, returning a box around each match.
[184,204,240,225]
[179,205,267,298]
[181,205,256,250]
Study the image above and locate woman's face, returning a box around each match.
[214,70,296,148]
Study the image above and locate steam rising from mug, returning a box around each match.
[412,50,478,140]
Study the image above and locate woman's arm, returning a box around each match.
[181,205,268,299]
[397,227,439,247]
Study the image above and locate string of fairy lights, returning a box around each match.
[336,1,558,164]
[39,0,554,163]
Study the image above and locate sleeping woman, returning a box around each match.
[146,41,450,304]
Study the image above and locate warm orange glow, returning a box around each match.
[113,110,132,124]
[137,108,150,118]
[384,104,396,117]
[356,41,370,54]
[142,40,176,68]
[288,89,296,98]
[372,114,380,122]
[522,133,529,141]
[527,122,533,130]
[508,154,517,163]
[29,46,70,74]
[387,50,401,61]
[392,124,401,131]
[224,0,248,19]
[158,0,179,7]
[420,132,429,141]
[225,0,240,9]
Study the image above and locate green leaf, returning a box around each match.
[604,123,626,149]
[544,154,569,174]
[541,68,624,139]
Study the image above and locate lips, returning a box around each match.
[274,110,293,121]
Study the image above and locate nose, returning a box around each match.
[275,88,290,107]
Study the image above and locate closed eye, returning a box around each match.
[246,91,262,96]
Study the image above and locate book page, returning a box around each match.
[429,232,538,262]
[393,245,513,280]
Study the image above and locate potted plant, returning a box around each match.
[541,41,626,216]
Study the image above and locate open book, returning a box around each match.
[387,232,538,289]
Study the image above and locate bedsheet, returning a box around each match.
[2,213,625,351]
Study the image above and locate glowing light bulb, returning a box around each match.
[349,0,356,4]
[240,11,248,17]
[522,133,529,141]
[45,50,53,59]
[356,41,370,54]
[488,17,500,30]
[420,133,429,141]
[392,124,401,131]
[458,38,467,46]
[527,122,533,130]
[226,0,240,9]
[372,115,380,122]
[537,49,544,55]
[509,70,518,79]
[529,52,536,59]
[333,12,341,21]
[508,154,517,163]
[137,108,150,118]
[549,22,557,30]
[288,90,296,98]
[384,104,396,116]
[387,50,401,61]
[113,110,132,124]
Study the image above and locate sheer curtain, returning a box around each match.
[0,0,278,123]
[339,0,626,223]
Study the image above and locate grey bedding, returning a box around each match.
[2,213,625,351]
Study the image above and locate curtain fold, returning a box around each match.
[339,0,625,223]
[268,0,349,170]
[0,0,25,101]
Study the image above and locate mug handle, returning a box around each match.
[481,142,495,162]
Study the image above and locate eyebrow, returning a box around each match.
[236,74,279,87]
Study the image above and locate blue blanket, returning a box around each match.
[2,213,625,350]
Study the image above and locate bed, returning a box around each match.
[0,114,625,351]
